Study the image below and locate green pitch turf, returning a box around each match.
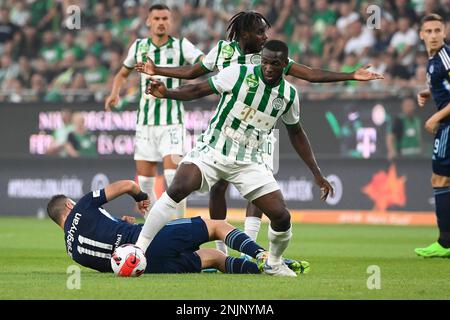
[0,217,449,300]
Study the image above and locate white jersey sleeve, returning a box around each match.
[181,38,204,65]
[284,58,295,75]
[207,64,241,94]
[201,41,221,71]
[123,39,139,69]
[281,91,300,125]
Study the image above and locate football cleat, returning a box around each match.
[415,242,450,258]
[256,251,310,274]
[256,251,269,270]
[283,258,310,275]
[262,262,297,277]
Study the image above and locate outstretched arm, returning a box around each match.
[135,57,210,79]
[286,122,334,200]
[287,62,384,83]
[146,78,215,101]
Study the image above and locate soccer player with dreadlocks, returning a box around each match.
[135,11,383,257]
[137,39,332,276]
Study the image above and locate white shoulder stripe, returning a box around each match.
[441,52,450,69]
[439,50,450,70]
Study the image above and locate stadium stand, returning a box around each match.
[0,0,449,103]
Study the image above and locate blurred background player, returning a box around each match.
[386,96,423,161]
[415,14,450,258]
[45,108,74,157]
[104,4,203,218]
[64,112,97,158]
[137,40,334,277]
[135,11,382,256]
[46,179,306,275]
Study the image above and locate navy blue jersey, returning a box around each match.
[64,189,141,272]
[427,44,450,124]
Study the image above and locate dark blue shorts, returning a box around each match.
[432,125,450,177]
[145,217,209,273]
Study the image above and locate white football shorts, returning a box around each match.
[134,124,185,162]
[180,144,280,202]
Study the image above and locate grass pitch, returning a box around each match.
[0,217,449,300]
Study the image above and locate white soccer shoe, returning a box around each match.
[262,262,297,277]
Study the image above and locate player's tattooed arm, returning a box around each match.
[146,78,214,101]
[135,55,209,79]
[287,63,384,82]
[286,122,334,200]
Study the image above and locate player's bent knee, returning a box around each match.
[197,248,226,270]
[166,184,189,201]
[269,209,291,231]
[203,219,219,239]
[166,165,202,201]
[205,219,234,240]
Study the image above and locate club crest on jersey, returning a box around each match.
[250,54,261,65]
[429,65,434,74]
[272,98,284,110]
[221,45,235,59]
[245,74,259,89]
[139,42,150,53]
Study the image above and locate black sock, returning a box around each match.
[438,232,450,248]
[434,187,450,248]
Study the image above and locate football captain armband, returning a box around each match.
[133,191,149,202]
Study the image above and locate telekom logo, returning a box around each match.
[356,128,377,159]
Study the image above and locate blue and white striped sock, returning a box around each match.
[225,256,260,274]
[224,228,265,258]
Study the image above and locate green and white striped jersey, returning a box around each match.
[201,64,300,164]
[123,37,203,126]
[201,40,294,73]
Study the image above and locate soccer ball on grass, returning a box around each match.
[111,244,147,277]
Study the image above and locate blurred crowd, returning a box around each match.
[0,0,450,103]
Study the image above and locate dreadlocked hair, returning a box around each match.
[226,11,271,42]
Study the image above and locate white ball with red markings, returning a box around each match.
[111,244,147,277]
